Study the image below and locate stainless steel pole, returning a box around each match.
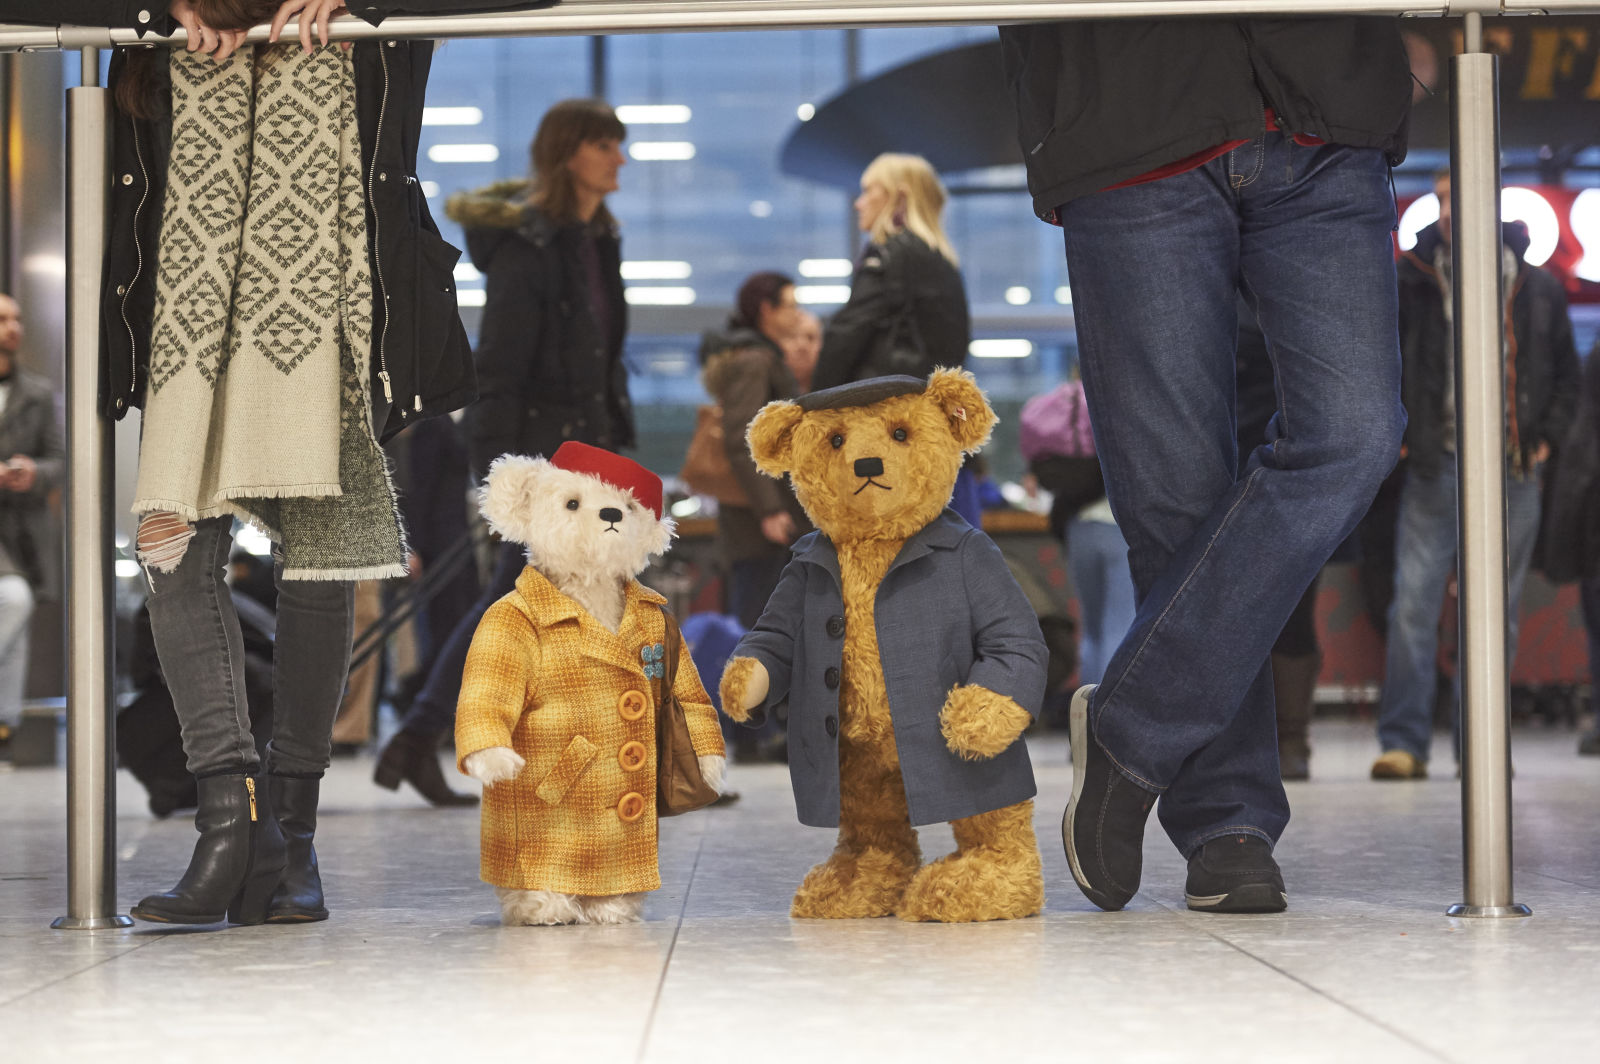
[52,47,130,932]
[1445,15,1529,920]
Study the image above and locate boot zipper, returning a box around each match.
[245,777,258,822]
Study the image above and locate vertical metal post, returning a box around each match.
[589,35,608,99]
[52,47,130,932]
[1445,15,1530,920]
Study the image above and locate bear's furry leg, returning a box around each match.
[895,799,1044,923]
[792,741,921,919]
[496,887,588,926]
[577,892,645,925]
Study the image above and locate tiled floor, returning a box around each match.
[3,718,1598,1063]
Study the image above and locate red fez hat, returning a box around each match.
[549,441,664,520]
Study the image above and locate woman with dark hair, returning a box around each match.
[89,0,478,929]
[371,97,635,803]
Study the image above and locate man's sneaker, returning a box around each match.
[1184,835,1287,913]
[1063,685,1157,912]
[1370,749,1427,779]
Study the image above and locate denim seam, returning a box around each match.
[1093,467,1264,784]
[1228,137,1265,190]
[208,525,256,771]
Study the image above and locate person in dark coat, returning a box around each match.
[1372,178,1581,781]
[1001,17,1412,916]
[372,98,633,805]
[811,153,969,392]
[0,294,63,758]
[1549,345,1600,755]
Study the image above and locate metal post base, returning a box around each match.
[1446,903,1533,919]
[51,914,134,930]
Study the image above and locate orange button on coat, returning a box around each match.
[618,740,648,772]
[617,791,646,822]
[617,690,648,721]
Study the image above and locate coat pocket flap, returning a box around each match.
[535,735,598,805]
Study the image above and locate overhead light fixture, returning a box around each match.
[421,106,484,127]
[1005,286,1032,305]
[797,103,816,121]
[420,180,440,199]
[969,339,1034,359]
[426,143,500,164]
[749,200,774,218]
[795,285,851,305]
[456,289,487,307]
[798,258,852,278]
[1055,286,1073,305]
[454,263,482,282]
[628,142,696,161]
[115,559,142,579]
[621,260,693,281]
[624,287,697,305]
[615,105,692,125]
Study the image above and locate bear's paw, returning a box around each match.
[939,685,1032,760]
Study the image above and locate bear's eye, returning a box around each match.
[892,427,908,443]
[830,433,845,450]
[565,499,580,511]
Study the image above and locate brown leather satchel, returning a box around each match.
[678,404,750,506]
[654,607,720,816]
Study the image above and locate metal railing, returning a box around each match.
[5,0,1582,930]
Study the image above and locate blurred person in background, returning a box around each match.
[812,153,969,392]
[373,98,631,804]
[0,294,63,761]
[782,309,822,394]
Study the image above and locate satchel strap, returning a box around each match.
[657,604,681,707]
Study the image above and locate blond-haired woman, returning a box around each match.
[812,153,970,391]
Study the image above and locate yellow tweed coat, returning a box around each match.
[455,566,723,895]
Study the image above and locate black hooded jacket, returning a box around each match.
[1398,220,1581,479]
[999,17,1412,218]
[445,181,633,480]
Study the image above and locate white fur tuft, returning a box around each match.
[463,746,525,786]
[494,888,644,926]
[698,754,727,795]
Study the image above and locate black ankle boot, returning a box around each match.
[266,775,328,923]
[373,729,478,807]
[132,772,288,926]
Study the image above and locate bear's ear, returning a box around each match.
[925,368,997,455]
[746,400,805,477]
[479,453,548,544]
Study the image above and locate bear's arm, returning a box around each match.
[958,531,1049,718]
[728,558,807,717]
[671,639,727,760]
[455,600,540,771]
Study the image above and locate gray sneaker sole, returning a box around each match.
[1062,684,1095,898]
[1185,884,1289,913]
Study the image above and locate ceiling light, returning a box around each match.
[969,339,1034,359]
[621,261,693,281]
[1005,286,1032,305]
[420,180,440,199]
[798,258,852,278]
[615,105,692,125]
[421,106,483,126]
[426,143,499,164]
[456,289,487,307]
[454,263,481,282]
[795,285,851,305]
[1055,286,1073,305]
[749,200,774,218]
[797,103,816,121]
[624,287,697,305]
[628,142,696,161]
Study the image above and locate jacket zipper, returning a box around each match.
[365,43,396,411]
[119,119,151,408]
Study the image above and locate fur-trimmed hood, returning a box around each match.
[444,180,536,273]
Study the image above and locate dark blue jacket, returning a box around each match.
[734,509,1046,828]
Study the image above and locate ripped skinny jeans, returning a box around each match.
[142,515,355,779]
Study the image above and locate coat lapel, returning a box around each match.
[516,566,668,678]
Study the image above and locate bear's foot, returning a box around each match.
[790,847,920,919]
[896,802,1044,923]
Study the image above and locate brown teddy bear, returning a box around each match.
[719,369,1048,922]
[455,442,725,926]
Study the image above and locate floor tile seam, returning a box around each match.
[0,929,172,1011]
[1147,894,1458,1064]
[1516,866,1600,893]
[636,819,709,1064]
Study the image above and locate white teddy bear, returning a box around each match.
[456,441,726,925]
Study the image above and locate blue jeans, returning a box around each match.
[1060,134,1405,857]
[1376,457,1543,762]
[1065,517,1136,687]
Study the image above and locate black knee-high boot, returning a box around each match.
[132,772,287,925]
[266,774,328,923]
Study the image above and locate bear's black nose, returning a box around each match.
[854,457,884,478]
[599,507,623,523]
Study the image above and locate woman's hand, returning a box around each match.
[269,0,351,54]
[169,0,248,61]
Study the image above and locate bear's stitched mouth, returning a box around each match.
[603,525,621,533]
[853,478,892,495]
